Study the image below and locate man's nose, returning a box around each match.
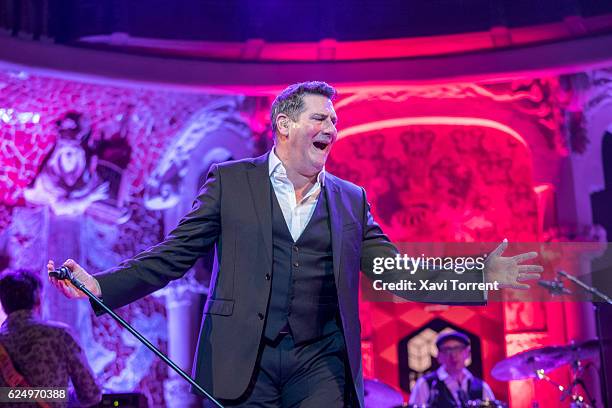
[322,119,337,136]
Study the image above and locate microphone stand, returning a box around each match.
[55,269,224,408]
[558,270,612,408]
[558,271,612,304]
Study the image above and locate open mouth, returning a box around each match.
[313,141,329,151]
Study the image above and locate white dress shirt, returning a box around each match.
[268,149,325,242]
[408,366,495,406]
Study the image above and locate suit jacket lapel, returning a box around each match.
[247,153,272,267]
[324,175,343,289]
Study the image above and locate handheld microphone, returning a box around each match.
[48,266,72,280]
[538,278,571,295]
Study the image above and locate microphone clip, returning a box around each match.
[48,265,73,281]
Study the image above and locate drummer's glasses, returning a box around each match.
[439,345,467,355]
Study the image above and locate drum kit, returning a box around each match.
[364,379,507,407]
[365,338,602,408]
[364,378,405,408]
[491,339,602,408]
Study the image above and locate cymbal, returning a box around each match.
[364,378,404,408]
[492,339,602,381]
[572,339,609,354]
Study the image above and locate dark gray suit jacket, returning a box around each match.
[93,152,482,406]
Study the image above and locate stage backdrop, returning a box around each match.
[0,69,271,406]
[1,69,609,407]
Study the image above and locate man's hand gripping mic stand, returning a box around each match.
[49,266,224,408]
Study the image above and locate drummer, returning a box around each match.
[409,331,496,407]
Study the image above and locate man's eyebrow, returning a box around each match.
[311,112,338,123]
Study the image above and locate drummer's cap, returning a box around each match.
[436,331,470,348]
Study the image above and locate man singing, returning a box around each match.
[49,81,542,407]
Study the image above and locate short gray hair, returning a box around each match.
[270,81,337,135]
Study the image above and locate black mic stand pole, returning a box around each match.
[558,270,612,304]
[558,270,612,408]
[55,269,224,408]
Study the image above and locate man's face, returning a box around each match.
[279,94,338,176]
[437,339,470,373]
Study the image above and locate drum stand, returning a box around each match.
[536,363,595,408]
[491,270,612,408]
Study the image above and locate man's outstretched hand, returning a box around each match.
[485,239,543,289]
[47,259,102,298]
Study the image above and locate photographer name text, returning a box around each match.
[372,279,500,291]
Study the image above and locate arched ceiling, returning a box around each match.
[1,1,612,92]
[2,0,612,61]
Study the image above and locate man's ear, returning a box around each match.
[276,114,290,137]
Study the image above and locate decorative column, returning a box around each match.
[156,273,207,408]
[585,68,612,406]
[144,96,254,407]
[544,70,612,406]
